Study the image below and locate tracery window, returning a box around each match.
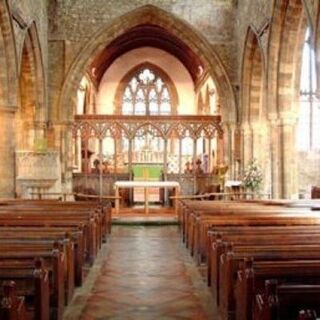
[122,67,173,115]
[297,27,320,151]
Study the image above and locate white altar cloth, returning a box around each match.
[114,180,180,214]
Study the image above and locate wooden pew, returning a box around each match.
[0,214,97,264]
[0,227,84,286]
[298,310,318,320]
[0,281,27,320]
[0,242,64,320]
[179,199,320,320]
[208,227,320,295]
[0,199,112,241]
[0,237,74,304]
[0,259,49,320]
[194,211,320,265]
[208,225,320,288]
[235,259,320,320]
[0,199,111,319]
[254,280,320,320]
[219,244,320,320]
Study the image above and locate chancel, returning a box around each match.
[1,0,320,319]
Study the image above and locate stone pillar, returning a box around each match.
[269,117,282,198]
[0,107,16,197]
[242,122,253,168]
[228,122,237,179]
[251,123,260,161]
[268,114,299,199]
[163,139,169,205]
[251,121,270,195]
[58,123,72,196]
[280,115,299,198]
[98,138,103,198]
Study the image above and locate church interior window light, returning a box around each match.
[122,67,172,116]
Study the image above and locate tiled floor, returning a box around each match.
[63,226,217,320]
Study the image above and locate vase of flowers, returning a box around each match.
[243,159,263,193]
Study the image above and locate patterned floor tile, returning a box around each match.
[63,226,218,320]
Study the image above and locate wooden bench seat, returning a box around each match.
[208,225,320,287]
[236,259,320,320]
[0,215,97,264]
[0,238,74,304]
[0,243,65,320]
[254,281,320,320]
[193,212,320,265]
[0,259,49,320]
[219,244,320,320]
[0,281,27,320]
[0,227,84,286]
[179,199,320,320]
[209,230,320,290]
[0,200,110,319]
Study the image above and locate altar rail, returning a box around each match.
[72,172,219,204]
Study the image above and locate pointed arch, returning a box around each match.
[241,25,265,124]
[58,5,236,123]
[114,62,179,115]
[0,0,17,108]
[17,22,47,150]
[267,0,308,198]
[267,0,306,117]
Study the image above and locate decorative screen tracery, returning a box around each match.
[122,67,172,115]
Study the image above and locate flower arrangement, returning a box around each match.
[243,159,263,192]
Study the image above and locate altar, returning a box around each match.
[114,181,180,214]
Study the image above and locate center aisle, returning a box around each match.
[64,226,217,320]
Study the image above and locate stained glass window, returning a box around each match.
[122,67,172,115]
[297,27,320,151]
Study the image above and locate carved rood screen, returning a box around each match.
[72,114,223,197]
[72,114,223,140]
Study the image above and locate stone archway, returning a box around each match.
[16,22,47,151]
[15,22,56,199]
[241,26,265,172]
[58,5,236,123]
[57,5,237,190]
[0,1,18,197]
[0,1,17,109]
[267,0,307,198]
